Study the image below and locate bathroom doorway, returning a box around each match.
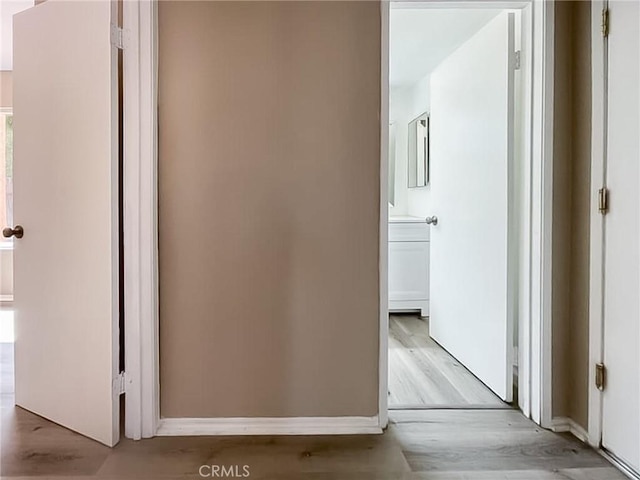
[385,4,526,410]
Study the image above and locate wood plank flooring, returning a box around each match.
[0,340,627,479]
[388,314,505,407]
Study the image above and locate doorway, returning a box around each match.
[386,5,523,410]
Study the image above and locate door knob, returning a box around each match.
[425,216,438,226]
[2,225,24,239]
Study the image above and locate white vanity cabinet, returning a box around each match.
[388,216,430,316]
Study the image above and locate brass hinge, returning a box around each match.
[110,24,126,50]
[602,8,609,37]
[598,187,609,214]
[114,371,127,395]
[595,363,606,391]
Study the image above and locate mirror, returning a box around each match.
[408,112,429,188]
[388,123,396,206]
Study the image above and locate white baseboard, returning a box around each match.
[550,416,589,443]
[156,416,382,436]
[389,299,429,316]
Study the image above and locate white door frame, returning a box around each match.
[381,0,555,430]
[122,0,555,440]
[587,0,607,450]
[122,0,159,439]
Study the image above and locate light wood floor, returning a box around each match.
[0,341,626,479]
[388,314,505,408]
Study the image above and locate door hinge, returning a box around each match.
[602,8,609,38]
[114,371,127,395]
[513,50,522,70]
[598,187,609,215]
[110,25,126,50]
[595,363,606,391]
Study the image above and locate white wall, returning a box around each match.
[0,0,34,70]
[406,75,432,218]
[389,74,432,218]
[0,248,13,299]
[389,87,410,215]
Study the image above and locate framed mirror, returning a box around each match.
[408,112,429,188]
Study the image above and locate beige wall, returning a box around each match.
[158,1,381,418]
[552,0,592,429]
[0,72,12,108]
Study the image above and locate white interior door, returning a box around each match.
[428,12,514,401]
[601,0,640,472]
[10,0,120,446]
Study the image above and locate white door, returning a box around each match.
[428,12,515,401]
[601,0,640,472]
[9,0,120,446]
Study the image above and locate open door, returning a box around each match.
[8,0,120,446]
[601,0,640,472]
[428,12,515,401]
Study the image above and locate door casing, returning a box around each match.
[121,0,556,439]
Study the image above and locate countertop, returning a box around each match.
[388,215,426,224]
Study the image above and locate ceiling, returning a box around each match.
[1,0,34,71]
[390,7,502,88]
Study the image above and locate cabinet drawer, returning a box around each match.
[389,222,430,242]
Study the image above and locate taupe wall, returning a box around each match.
[158,1,381,418]
[552,0,592,429]
[0,72,12,108]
